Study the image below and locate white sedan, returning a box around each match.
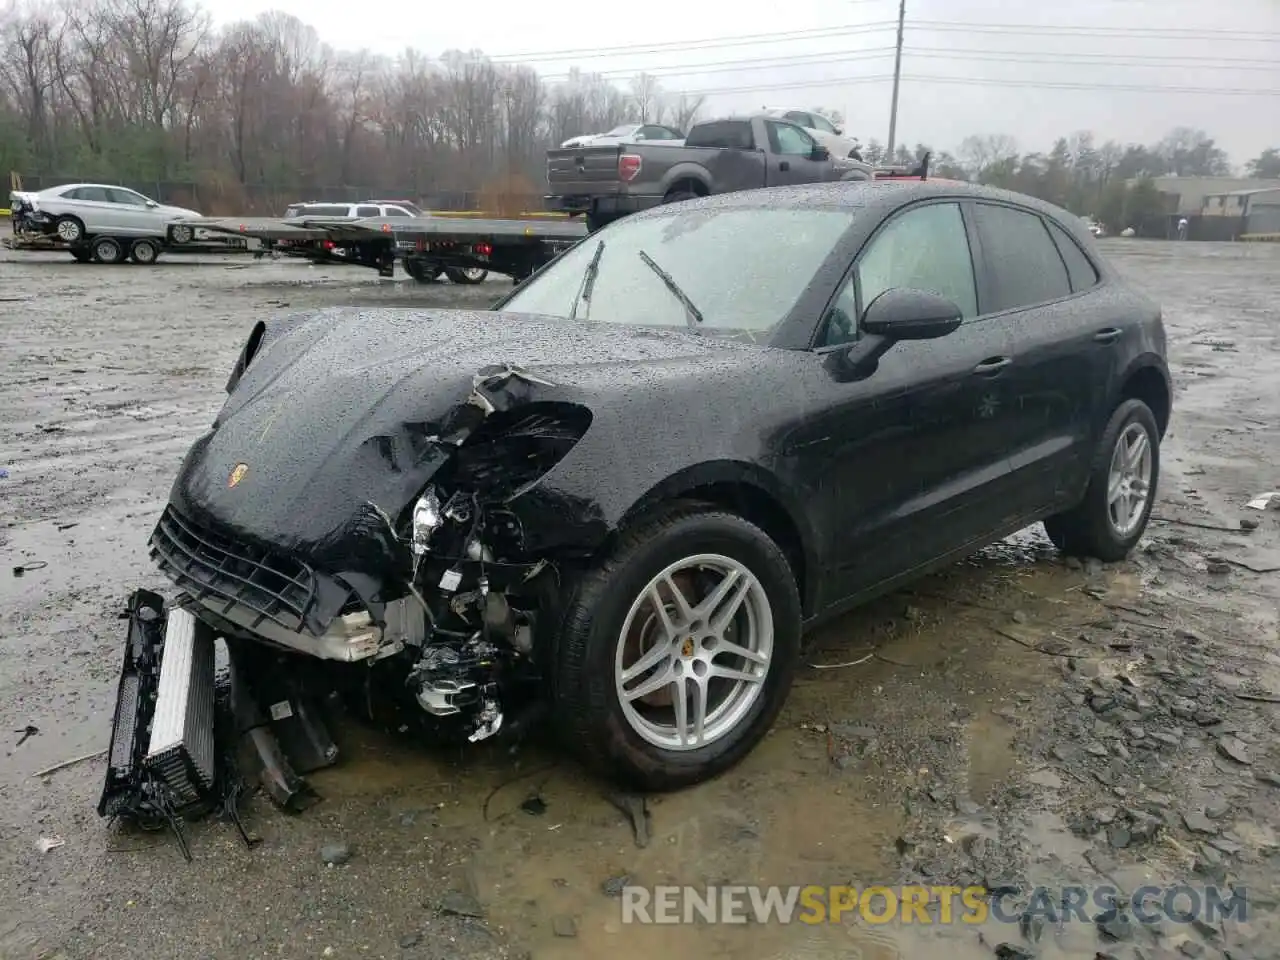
[560,123,686,149]
[11,182,202,246]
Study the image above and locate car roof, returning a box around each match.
[619,180,1090,245]
[623,179,1090,236]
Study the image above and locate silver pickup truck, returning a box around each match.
[545,114,875,231]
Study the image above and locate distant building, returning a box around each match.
[1201,187,1280,236]
[1126,176,1280,216]
[1123,176,1280,240]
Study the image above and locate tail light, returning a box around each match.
[475,242,493,257]
[323,240,335,250]
[618,154,642,182]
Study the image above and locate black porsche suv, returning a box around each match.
[149,180,1170,791]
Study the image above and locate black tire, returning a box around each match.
[554,503,802,791]
[129,238,160,264]
[444,266,487,285]
[169,224,194,244]
[91,237,125,264]
[1043,398,1160,562]
[662,190,699,205]
[55,216,85,244]
[69,247,92,263]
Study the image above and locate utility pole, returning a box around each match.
[886,0,906,158]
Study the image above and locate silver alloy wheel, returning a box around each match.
[56,219,82,242]
[1107,421,1153,537]
[133,241,156,263]
[614,553,774,751]
[462,267,487,281]
[95,239,121,262]
[171,225,193,244]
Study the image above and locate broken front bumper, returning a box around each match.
[149,504,423,661]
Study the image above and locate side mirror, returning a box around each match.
[833,126,844,136]
[824,288,961,383]
[811,144,830,162]
[861,288,962,340]
[145,200,158,207]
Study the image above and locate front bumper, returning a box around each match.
[149,505,423,661]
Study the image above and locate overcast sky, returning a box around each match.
[204,0,1279,165]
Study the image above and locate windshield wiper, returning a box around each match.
[638,249,704,329]
[568,241,605,322]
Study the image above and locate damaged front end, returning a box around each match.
[142,363,592,767]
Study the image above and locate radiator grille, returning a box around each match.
[150,505,317,634]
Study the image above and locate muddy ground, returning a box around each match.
[1,240,1279,960]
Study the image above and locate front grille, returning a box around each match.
[150,505,318,634]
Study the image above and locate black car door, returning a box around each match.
[969,202,1115,516]
[787,199,1021,606]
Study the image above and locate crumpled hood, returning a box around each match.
[168,306,759,573]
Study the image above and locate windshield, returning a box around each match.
[602,125,638,137]
[500,207,856,337]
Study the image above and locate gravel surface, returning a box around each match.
[1,240,1279,960]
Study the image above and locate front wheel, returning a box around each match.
[169,224,194,244]
[554,504,801,791]
[1043,398,1160,562]
[55,216,85,243]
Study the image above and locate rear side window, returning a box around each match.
[382,206,411,217]
[355,205,379,217]
[1046,220,1100,292]
[686,121,755,150]
[972,203,1071,312]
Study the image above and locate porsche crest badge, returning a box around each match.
[228,463,249,488]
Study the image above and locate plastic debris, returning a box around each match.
[36,836,65,853]
[1246,492,1280,511]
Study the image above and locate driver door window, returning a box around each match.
[767,121,816,156]
[819,202,978,347]
[857,202,978,320]
[106,188,149,206]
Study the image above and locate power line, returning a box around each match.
[481,22,897,63]
[651,72,1280,98]
[535,44,1275,85]
[908,19,1280,41]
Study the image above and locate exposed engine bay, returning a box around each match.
[101,362,596,842]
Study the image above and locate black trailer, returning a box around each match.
[187,214,588,283]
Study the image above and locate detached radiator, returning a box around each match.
[144,606,217,806]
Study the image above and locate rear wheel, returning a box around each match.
[1043,398,1160,562]
[444,266,487,285]
[662,189,699,206]
[554,504,801,791]
[91,237,125,264]
[129,238,160,264]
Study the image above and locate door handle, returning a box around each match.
[973,356,1011,377]
[1093,327,1122,344]
[779,161,790,171]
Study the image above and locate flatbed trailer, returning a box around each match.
[3,229,254,255]
[186,214,588,282]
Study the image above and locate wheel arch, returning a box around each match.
[1117,357,1171,438]
[615,461,817,617]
